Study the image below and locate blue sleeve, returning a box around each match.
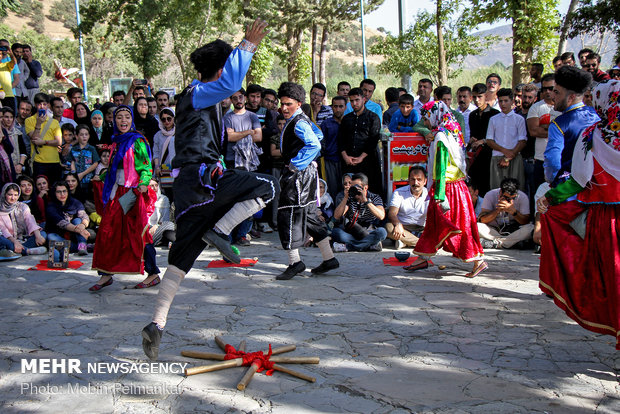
[28,60,43,78]
[344,102,353,116]
[192,46,254,110]
[544,121,564,183]
[388,112,400,132]
[291,120,322,170]
[400,112,418,132]
[11,64,20,75]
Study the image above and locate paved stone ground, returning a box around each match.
[1,232,619,413]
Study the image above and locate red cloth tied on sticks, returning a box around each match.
[223,343,275,375]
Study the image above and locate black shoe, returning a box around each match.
[202,229,241,264]
[276,261,306,280]
[142,322,163,360]
[311,257,340,274]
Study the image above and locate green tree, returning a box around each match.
[464,0,560,87]
[370,8,494,86]
[0,0,19,18]
[48,0,81,30]
[569,0,620,59]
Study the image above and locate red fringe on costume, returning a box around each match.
[540,194,620,350]
[414,179,484,262]
[92,186,155,274]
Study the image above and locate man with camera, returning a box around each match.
[332,172,387,252]
[477,177,533,249]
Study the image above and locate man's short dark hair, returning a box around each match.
[467,179,479,192]
[409,165,427,178]
[50,96,63,107]
[385,87,399,103]
[513,83,525,93]
[190,39,234,81]
[66,87,82,99]
[112,90,125,98]
[61,123,75,134]
[146,96,156,103]
[348,87,363,98]
[311,83,327,95]
[555,66,592,94]
[434,86,451,100]
[541,73,555,83]
[398,94,414,105]
[276,114,285,122]
[154,90,169,99]
[472,83,487,95]
[134,85,147,94]
[560,51,575,62]
[360,79,376,89]
[10,43,21,52]
[22,44,31,51]
[337,81,351,89]
[578,48,595,58]
[235,87,246,96]
[419,78,433,87]
[19,99,33,110]
[351,172,368,186]
[497,88,513,100]
[552,56,563,65]
[457,86,471,94]
[397,87,407,94]
[531,63,544,72]
[500,177,519,195]
[277,82,305,103]
[486,73,502,85]
[262,88,277,99]
[246,84,263,96]
[332,96,346,105]
[0,39,8,44]
[586,52,601,63]
[33,92,49,104]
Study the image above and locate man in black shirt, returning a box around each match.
[515,83,538,214]
[337,88,382,195]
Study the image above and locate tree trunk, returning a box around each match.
[311,24,317,84]
[511,23,533,87]
[557,0,579,55]
[436,1,448,86]
[171,30,187,85]
[319,26,328,87]
[287,27,304,82]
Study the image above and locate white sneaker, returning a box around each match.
[26,246,47,255]
[332,242,348,253]
[395,240,405,250]
[261,223,273,233]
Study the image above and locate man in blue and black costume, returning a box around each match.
[142,20,279,360]
[276,82,339,280]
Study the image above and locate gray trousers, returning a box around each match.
[490,153,525,191]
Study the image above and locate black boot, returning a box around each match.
[276,261,306,280]
[202,229,241,264]
[142,322,163,360]
[311,257,340,274]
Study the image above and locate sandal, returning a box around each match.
[465,261,488,278]
[134,276,161,289]
[89,277,113,292]
[404,260,429,272]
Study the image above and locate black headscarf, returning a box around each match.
[133,97,158,148]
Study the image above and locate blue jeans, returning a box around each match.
[48,218,86,253]
[231,218,253,242]
[0,231,47,255]
[332,226,387,252]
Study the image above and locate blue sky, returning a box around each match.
[365,0,572,34]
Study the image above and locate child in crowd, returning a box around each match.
[69,125,100,193]
[60,124,75,176]
[94,148,110,176]
[388,94,420,133]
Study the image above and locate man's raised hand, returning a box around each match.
[245,19,269,46]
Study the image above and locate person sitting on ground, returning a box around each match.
[148,179,176,248]
[17,175,45,224]
[467,179,482,218]
[387,94,420,133]
[477,177,533,249]
[35,174,50,204]
[45,180,92,256]
[335,173,352,206]
[0,182,47,256]
[385,165,429,249]
[332,172,387,252]
[318,179,334,223]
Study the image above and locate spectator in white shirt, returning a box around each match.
[456,86,477,144]
[486,88,527,191]
[385,166,429,249]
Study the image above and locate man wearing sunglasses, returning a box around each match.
[477,177,533,249]
[583,52,611,85]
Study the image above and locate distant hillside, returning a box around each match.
[464,24,617,69]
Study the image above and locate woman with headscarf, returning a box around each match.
[18,175,45,224]
[405,101,486,277]
[45,180,90,254]
[152,107,175,201]
[133,97,159,148]
[0,116,16,190]
[89,109,109,148]
[538,80,620,350]
[1,108,28,176]
[0,183,47,256]
[91,105,158,291]
[73,102,92,127]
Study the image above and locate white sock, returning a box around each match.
[213,198,266,235]
[288,249,301,265]
[317,237,335,261]
[152,265,186,329]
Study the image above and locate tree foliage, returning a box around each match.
[464,0,560,86]
[569,0,620,59]
[0,0,19,18]
[370,8,494,86]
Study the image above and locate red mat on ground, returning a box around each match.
[383,257,434,266]
[207,259,258,268]
[29,260,84,271]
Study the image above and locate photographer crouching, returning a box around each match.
[332,172,387,252]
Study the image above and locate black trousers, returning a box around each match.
[168,168,279,273]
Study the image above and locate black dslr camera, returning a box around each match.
[349,184,363,198]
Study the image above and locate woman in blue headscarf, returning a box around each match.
[90,105,157,291]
